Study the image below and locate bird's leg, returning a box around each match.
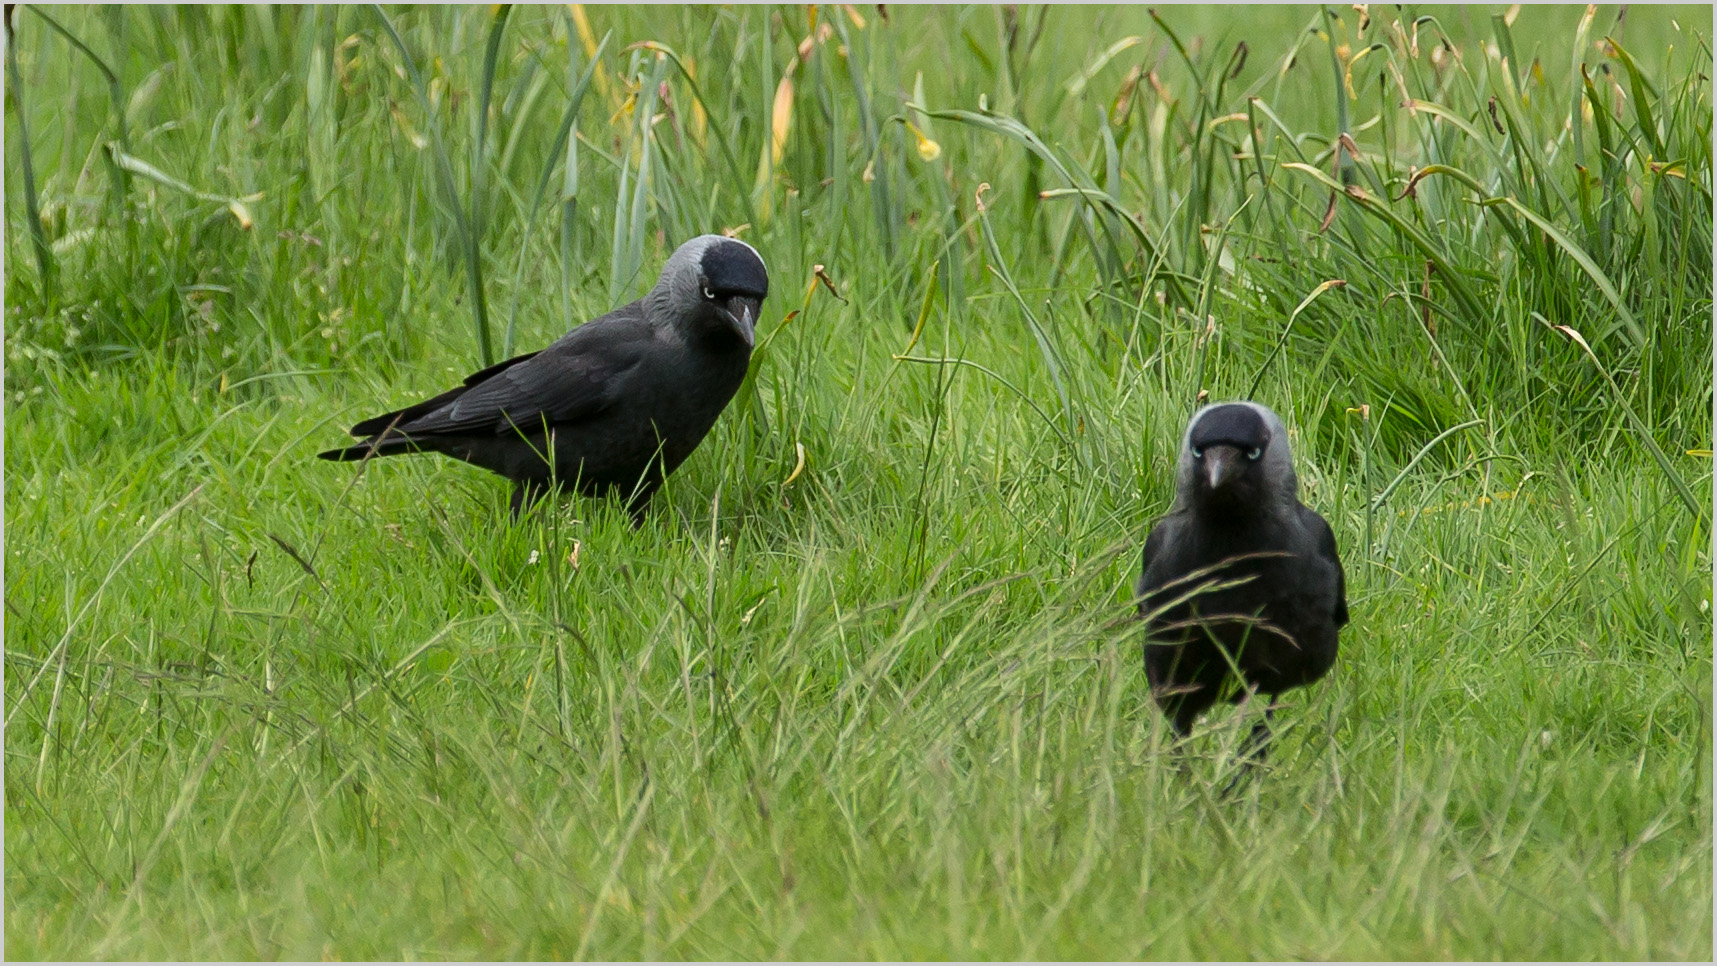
[1162,695,1202,778]
[1171,704,1201,742]
[622,482,659,530]
[510,479,551,520]
[1239,699,1277,765]
[1220,694,1277,799]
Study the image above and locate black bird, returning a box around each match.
[320,234,768,519]
[1135,401,1348,767]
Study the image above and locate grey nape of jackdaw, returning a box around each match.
[319,235,768,519]
[1135,401,1348,766]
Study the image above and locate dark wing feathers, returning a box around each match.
[460,350,543,387]
[348,351,544,437]
[348,308,648,441]
[418,342,640,435]
[350,385,472,438]
[1134,521,1171,605]
[1303,505,1348,627]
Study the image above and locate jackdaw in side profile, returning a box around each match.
[319,235,768,519]
[1135,401,1348,768]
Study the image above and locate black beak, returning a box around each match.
[722,295,761,348]
[1203,445,1240,492]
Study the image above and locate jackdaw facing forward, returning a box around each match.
[1135,401,1348,765]
[320,235,768,519]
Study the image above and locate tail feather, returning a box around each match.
[317,435,422,462]
[349,384,470,437]
[345,350,541,437]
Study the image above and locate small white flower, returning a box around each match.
[527,550,540,565]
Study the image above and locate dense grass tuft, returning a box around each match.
[6,5,1711,958]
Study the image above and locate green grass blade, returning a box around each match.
[1245,279,1346,399]
[504,30,609,356]
[1549,322,1704,521]
[1486,196,1647,347]
[371,4,493,366]
[5,13,54,293]
[1283,162,1488,324]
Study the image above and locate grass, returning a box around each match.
[4,4,1712,958]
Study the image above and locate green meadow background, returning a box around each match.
[5,4,1712,958]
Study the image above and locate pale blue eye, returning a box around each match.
[1247,447,1262,460]
[1191,447,1204,459]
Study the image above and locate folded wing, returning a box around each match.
[350,310,649,441]
[1302,505,1348,627]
